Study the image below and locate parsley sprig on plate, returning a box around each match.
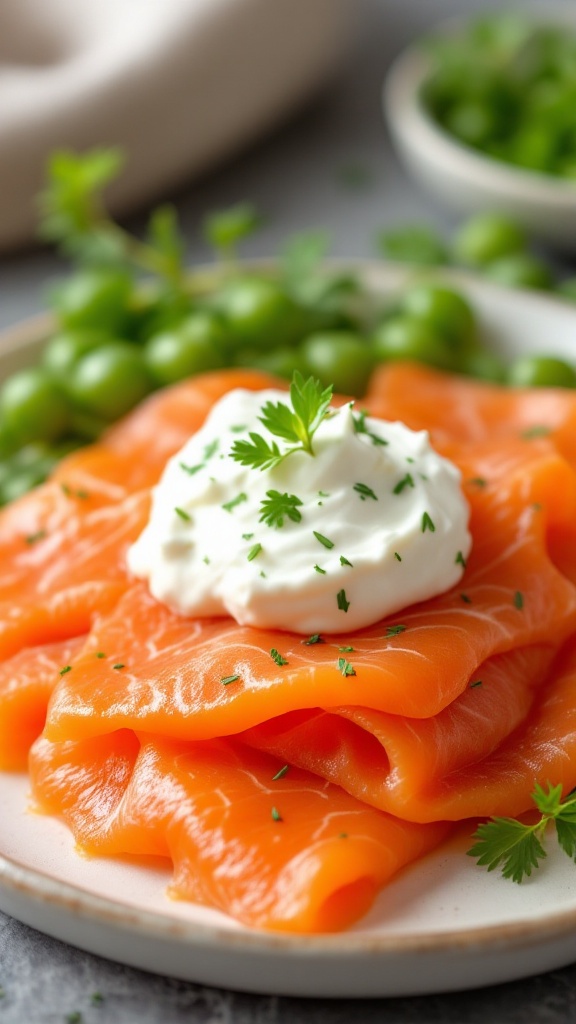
[467,782,576,883]
[230,372,333,471]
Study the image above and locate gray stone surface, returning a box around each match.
[2,0,576,1020]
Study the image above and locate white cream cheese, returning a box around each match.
[127,388,472,633]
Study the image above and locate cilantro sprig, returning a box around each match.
[230,372,333,471]
[467,782,576,883]
[259,491,303,528]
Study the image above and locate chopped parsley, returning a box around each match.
[337,589,350,612]
[393,473,415,495]
[461,593,472,604]
[271,806,283,822]
[353,482,378,501]
[174,506,191,521]
[242,532,254,540]
[259,490,302,528]
[222,492,248,513]
[470,679,483,688]
[247,543,262,562]
[203,439,220,460]
[270,648,289,666]
[179,461,204,476]
[313,531,334,549]
[353,410,388,446]
[95,652,106,659]
[468,476,487,488]
[384,624,406,638]
[272,764,290,781]
[113,663,125,671]
[521,425,552,440]
[24,530,47,545]
[394,551,402,562]
[514,590,524,610]
[339,555,353,567]
[338,657,356,677]
[59,665,72,676]
[455,550,467,568]
[302,634,324,645]
[338,645,354,652]
[221,674,240,686]
[421,511,435,533]
[314,564,327,574]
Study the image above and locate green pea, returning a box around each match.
[557,278,576,302]
[213,277,302,350]
[0,368,70,444]
[444,100,499,148]
[51,269,133,334]
[67,343,155,420]
[372,316,453,370]
[399,285,476,349]
[300,331,376,396]
[237,347,307,380]
[507,355,576,389]
[452,213,526,267]
[483,254,553,291]
[42,330,117,375]
[460,349,507,383]
[144,313,227,385]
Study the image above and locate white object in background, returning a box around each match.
[383,9,576,250]
[0,0,350,252]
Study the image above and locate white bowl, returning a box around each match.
[383,13,576,249]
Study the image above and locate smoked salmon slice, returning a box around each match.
[0,635,85,770]
[29,730,449,932]
[4,363,576,932]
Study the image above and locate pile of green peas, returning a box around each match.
[1,258,576,507]
[421,13,576,180]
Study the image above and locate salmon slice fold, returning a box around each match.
[5,364,576,932]
[29,730,449,932]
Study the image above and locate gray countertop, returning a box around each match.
[2,1,576,1020]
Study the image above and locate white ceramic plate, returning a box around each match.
[2,264,576,998]
[383,7,576,248]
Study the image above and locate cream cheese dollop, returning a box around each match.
[127,388,472,633]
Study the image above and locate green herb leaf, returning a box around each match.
[377,224,448,266]
[302,634,324,645]
[514,590,524,610]
[338,656,356,677]
[340,555,353,567]
[521,425,552,440]
[203,202,261,259]
[174,506,192,521]
[221,674,240,686]
[247,543,262,561]
[222,492,248,513]
[271,806,283,822]
[394,551,402,562]
[422,512,436,533]
[179,461,204,476]
[384,624,407,638]
[59,665,72,676]
[314,564,327,574]
[272,764,290,781]
[259,490,303,528]
[461,593,472,603]
[353,482,378,501]
[353,410,388,446]
[338,645,355,652]
[455,550,467,568]
[270,648,289,666]
[337,589,350,612]
[230,432,283,471]
[313,531,334,549]
[468,782,576,883]
[393,473,415,495]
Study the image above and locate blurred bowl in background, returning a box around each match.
[382,10,576,250]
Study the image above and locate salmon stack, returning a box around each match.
[3,365,576,932]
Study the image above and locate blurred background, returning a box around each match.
[2,0,555,332]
